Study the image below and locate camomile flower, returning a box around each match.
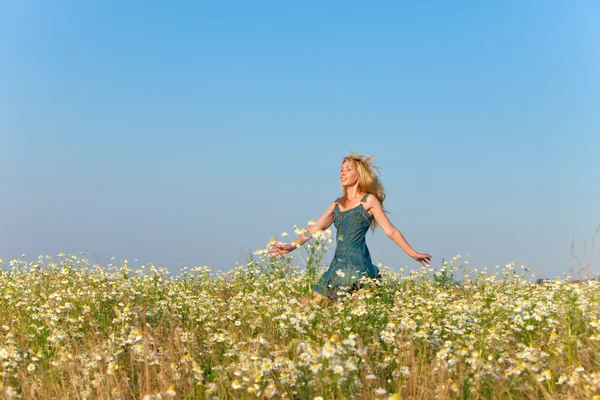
[321,342,334,358]
[164,386,176,397]
[232,380,242,389]
[332,365,344,374]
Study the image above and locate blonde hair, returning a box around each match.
[341,152,387,230]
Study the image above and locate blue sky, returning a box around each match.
[1,1,598,279]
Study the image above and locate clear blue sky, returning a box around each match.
[1,1,598,279]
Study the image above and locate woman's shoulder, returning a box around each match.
[362,193,382,210]
[330,198,342,211]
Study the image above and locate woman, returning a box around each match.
[269,152,431,301]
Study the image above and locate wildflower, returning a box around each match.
[321,342,334,358]
[332,365,344,374]
[27,363,35,372]
[343,334,357,347]
[380,330,395,343]
[164,386,176,397]
[206,383,217,394]
[232,380,242,389]
[281,231,288,237]
[264,384,278,398]
[345,360,357,371]
[450,381,458,392]
[375,388,387,395]
[0,348,9,359]
[309,363,322,373]
[6,386,17,398]
[537,370,552,382]
[314,397,324,400]
[336,269,345,278]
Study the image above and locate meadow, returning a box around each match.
[0,229,599,399]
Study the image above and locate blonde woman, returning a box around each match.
[269,152,432,301]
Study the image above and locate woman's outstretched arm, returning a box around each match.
[269,201,336,257]
[365,196,432,267]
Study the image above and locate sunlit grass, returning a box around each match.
[1,237,599,399]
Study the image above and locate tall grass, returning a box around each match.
[0,239,599,399]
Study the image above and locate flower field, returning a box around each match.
[1,231,599,399]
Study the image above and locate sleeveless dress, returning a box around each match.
[313,193,381,299]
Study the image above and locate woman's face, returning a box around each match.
[340,160,359,187]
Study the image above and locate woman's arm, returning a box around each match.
[269,201,336,257]
[365,196,432,267]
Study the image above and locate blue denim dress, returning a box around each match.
[313,194,381,299]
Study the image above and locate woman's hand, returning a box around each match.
[412,252,432,267]
[268,243,296,258]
